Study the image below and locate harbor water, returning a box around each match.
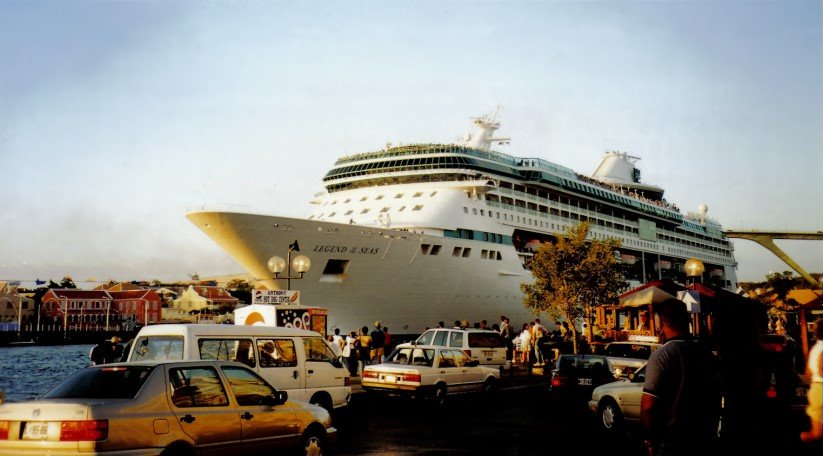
[0,344,92,403]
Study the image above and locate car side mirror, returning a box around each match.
[465,360,479,367]
[263,391,288,406]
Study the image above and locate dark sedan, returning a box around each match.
[548,354,618,402]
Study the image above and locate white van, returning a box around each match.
[414,328,509,371]
[127,324,351,411]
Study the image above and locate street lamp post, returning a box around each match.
[684,258,705,288]
[267,240,311,290]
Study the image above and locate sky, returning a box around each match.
[1,0,821,288]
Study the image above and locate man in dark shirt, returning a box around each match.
[641,298,720,456]
[370,321,385,364]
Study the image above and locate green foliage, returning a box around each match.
[521,222,627,352]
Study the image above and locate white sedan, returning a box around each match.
[362,344,500,406]
[588,365,647,434]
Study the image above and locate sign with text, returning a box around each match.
[253,290,300,305]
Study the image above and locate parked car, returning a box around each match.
[548,354,618,402]
[603,341,661,378]
[589,364,647,434]
[0,360,336,455]
[361,344,500,406]
[414,328,509,371]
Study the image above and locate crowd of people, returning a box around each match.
[325,321,392,376]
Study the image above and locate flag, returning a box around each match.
[289,240,300,252]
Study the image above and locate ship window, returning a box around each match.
[360,196,367,201]
[395,193,404,198]
[481,249,488,259]
[360,209,370,214]
[413,205,423,211]
[345,210,353,215]
[463,207,468,214]
[430,191,437,196]
[375,195,384,200]
[480,210,485,216]
[453,247,463,257]
[472,209,477,215]
[421,244,431,255]
[496,251,502,260]
[320,259,350,283]
[380,207,390,213]
[344,199,351,203]
[331,201,337,205]
[329,212,336,217]
[462,248,471,258]
[413,192,423,197]
[431,245,441,255]
[398,206,406,211]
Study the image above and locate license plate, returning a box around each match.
[578,378,593,386]
[384,374,397,383]
[797,386,809,397]
[22,422,49,440]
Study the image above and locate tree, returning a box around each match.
[59,276,77,289]
[521,222,627,353]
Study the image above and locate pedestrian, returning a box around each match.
[532,319,546,366]
[801,318,823,444]
[90,338,111,365]
[519,323,532,366]
[382,326,392,359]
[641,298,720,456]
[500,316,514,361]
[370,321,385,364]
[327,334,342,358]
[358,326,372,375]
[332,328,345,356]
[106,336,123,363]
[345,331,358,376]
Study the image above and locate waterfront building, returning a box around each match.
[164,285,239,323]
[0,282,34,326]
[40,289,118,330]
[109,289,163,326]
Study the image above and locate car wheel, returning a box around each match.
[598,398,624,434]
[301,428,327,456]
[433,384,447,407]
[482,378,496,396]
[160,443,195,456]
[310,393,333,415]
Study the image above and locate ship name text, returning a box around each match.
[313,245,380,254]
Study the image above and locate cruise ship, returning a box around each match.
[187,113,738,335]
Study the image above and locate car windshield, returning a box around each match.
[42,365,155,399]
[605,343,656,360]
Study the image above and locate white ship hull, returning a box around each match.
[188,212,536,335]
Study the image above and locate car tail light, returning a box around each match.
[362,370,379,379]
[59,420,108,441]
[403,373,421,383]
[0,421,8,440]
[551,375,567,388]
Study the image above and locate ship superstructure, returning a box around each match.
[188,113,737,334]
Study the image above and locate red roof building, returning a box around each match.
[109,289,162,326]
[41,289,116,330]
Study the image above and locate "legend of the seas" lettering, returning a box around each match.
[313,245,380,254]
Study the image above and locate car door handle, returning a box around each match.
[241,412,254,420]
[293,370,299,379]
[307,369,314,374]
[180,414,195,424]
